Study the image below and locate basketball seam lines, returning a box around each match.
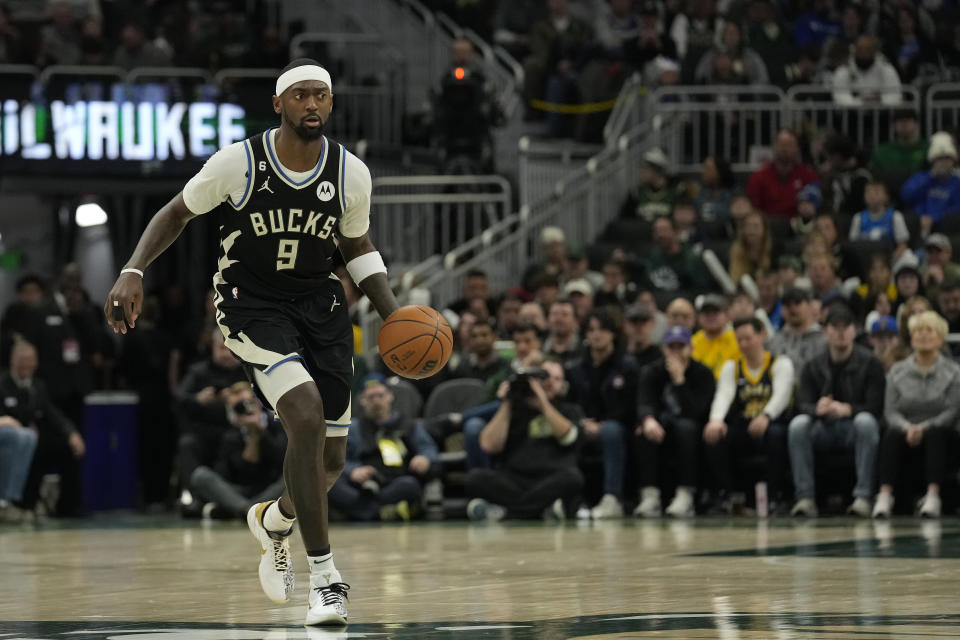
[381,332,438,358]
[408,314,440,373]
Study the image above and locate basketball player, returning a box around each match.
[104,59,401,626]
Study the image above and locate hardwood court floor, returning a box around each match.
[1,516,959,639]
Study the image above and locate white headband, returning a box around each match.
[275,64,333,96]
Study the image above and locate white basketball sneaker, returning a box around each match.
[247,501,295,603]
[306,571,350,626]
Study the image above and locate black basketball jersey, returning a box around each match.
[213,129,347,300]
[731,353,775,421]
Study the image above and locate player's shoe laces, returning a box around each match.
[247,501,295,603]
[306,579,350,626]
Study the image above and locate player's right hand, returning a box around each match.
[104,272,144,334]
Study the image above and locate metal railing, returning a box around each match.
[369,174,513,268]
[926,83,960,135]
[517,137,602,207]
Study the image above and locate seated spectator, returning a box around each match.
[635,289,668,344]
[703,318,793,512]
[694,156,736,225]
[730,193,756,231]
[807,253,843,304]
[7,341,85,518]
[768,286,827,376]
[533,273,561,311]
[869,109,927,193]
[793,0,841,49]
[672,200,699,245]
[853,254,898,317]
[566,310,639,519]
[519,301,548,335]
[566,246,604,292]
[0,345,40,522]
[522,226,568,293]
[466,360,583,521]
[691,294,741,378]
[594,259,634,309]
[112,21,173,70]
[831,35,902,106]
[757,269,784,331]
[922,234,960,303]
[666,296,696,332]
[901,132,960,234]
[814,213,860,280]
[593,0,640,56]
[331,374,438,521]
[820,134,872,216]
[454,318,511,384]
[778,255,804,290]
[544,300,582,364]
[868,315,901,366]
[746,129,818,219]
[624,302,662,369]
[788,305,884,518]
[626,1,679,70]
[938,280,960,335]
[189,382,285,519]
[694,21,769,86]
[176,330,247,514]
[563,279,594,325]
[792,183,822,238]
[849,181,910,260]
[634,326,716,518]
[446,269,496,318]
[729,211,775,283]
[894,263,924,307]
[644,217,709,295]
[620,148,676,221]
[829,2,867,51]
[522,0,593,135]
[882,4,934,85]
[495,292,525,339]
[874,312,960,518]
[888,295,934,368]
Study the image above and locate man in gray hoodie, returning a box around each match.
[767,287,826,376]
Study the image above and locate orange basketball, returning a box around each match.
[378,305,454,379]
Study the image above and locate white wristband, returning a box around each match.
[121,268,144,277]
[346,251,386,284]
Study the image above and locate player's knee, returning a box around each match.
[325,447,346,479]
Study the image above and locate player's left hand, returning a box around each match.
[104,272,144,334]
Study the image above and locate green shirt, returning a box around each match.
[869,140,928,176]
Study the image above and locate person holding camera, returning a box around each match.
[188,382,286,519]
[465,359,584,521]
[634,326,716,518]
[329,374,439,522]
[566,309,639,519]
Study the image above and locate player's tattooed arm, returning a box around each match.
[104,193,197,334]
[339,233,400,320]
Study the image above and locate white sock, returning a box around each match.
[309,552,341,583]
[263,500,295,533]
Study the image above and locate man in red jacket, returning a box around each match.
[746,129,818,219]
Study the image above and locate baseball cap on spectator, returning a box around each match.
[696,293,728,312]
[782,286,812,304]
[870,315,898,335]
[563,278,593,297]
[643,148,670,173]
[926,233,951,253]
[663,325,691,345]
[796,183,822,209]
[895,263,921,280]
[825,305,856,327]
[928,131,958,162]
[541,226,565,245]
[361,373,388,391]
[626,302,654,322]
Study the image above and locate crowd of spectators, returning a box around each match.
[0,0,289,71]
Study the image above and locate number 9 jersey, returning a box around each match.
[182,128,372,301]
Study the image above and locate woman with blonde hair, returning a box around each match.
[729,211,774,283]
[874,311,960,518]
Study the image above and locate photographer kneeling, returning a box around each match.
[465,360,584,521]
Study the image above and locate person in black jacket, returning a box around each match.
[189,382,286,519]
[787,305,885,518]
[175,330,247,513]
[4,340,86,517]
[329,374,439,521]
[566,309,639,519]
[634,325,716,518]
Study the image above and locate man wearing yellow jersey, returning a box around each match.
[691,294,741,378]
[703,317,794,513]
